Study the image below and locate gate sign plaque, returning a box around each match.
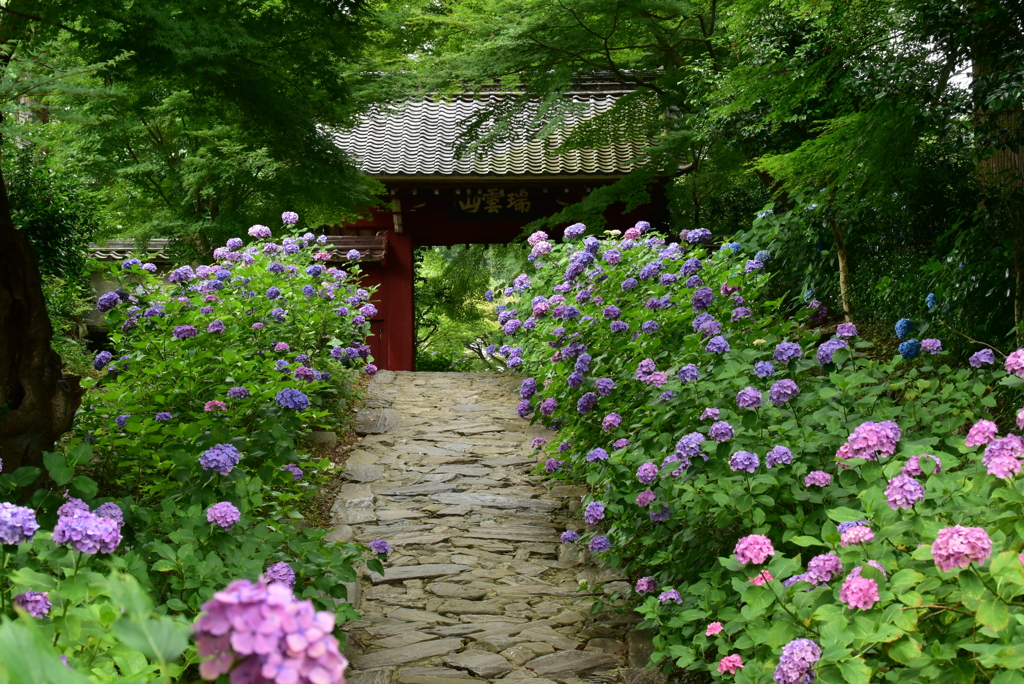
[450,188,542,220]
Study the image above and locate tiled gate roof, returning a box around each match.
[330,90,648,177]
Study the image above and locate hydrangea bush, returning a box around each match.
[0,214,383,681]
[495,223,1024,682]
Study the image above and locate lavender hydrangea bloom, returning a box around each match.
[540,398,558,415]
[650,505,671,521]
[577,392,599,414]
[155,412,173,422]
[773,342,802,363]
[173,325,197,340]
[691,287,714,311]
[610,320,628,333]
[563,223,586,239]
[13,590,51,617]
[281,464,304,480]
[736,387,763,409]
[730,451,759,473]
[684,275,704,288]
[584,502,605,525]
[774,639,822,684]
[806,553,843,584]
[816,338,848,364]
[621,278,638,291]
[93,350,113,371]
[745,260,764,273]
[706,336,730,354]
[637,462,658,484]
[885,474,925,509]
[686,228,711,243]
[199,444,241,475]
[94,502,124,526]
[753,361,775,378]
[589,535,611,552]
[275,388,310,410]
[227,386,250,399]
[52,511,122,554]
[837,520,872,534]
[520,378,537,399]
[769,379,800,407]
[0,503,40,545]
[641,320,660,333]
[804,471,832,487]
[709,421,734,442]
[970,348,995,367]
[116,414,130,428]
[58,496,89,517]
[836,322,858,338]
[207,502,241,531]
[594,378,615,396]
[167,265,196,283]
[922,338,942,354]
[194,577,348,683]
[587,448,609,462]
[678,364,700,383]
[658,589,682,604]
[561,530,579,543]
[681,257,702,275]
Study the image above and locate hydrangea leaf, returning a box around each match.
[976,597,1010,632]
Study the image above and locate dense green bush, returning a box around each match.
[496,222,1024,682]
[0,215,385,680]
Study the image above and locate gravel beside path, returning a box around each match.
[331,371,662,684]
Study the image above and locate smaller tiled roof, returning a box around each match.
[90,239,172,262]
[331,89,648,177]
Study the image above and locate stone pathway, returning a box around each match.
[328,372,662,684]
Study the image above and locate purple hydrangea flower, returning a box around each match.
[765,445,793,468]
[193,577,348,682]
[885,474,925,509]
[93,350,113,371]
[199,444,241,475]
[932,526,992,572]
[754,361,775,378]
[806,553,843,584]
[545,459,563,473]
[636,577,657,594]
[94,502,123,526]
[584,502,605,525]
[587,448,609,462]
[561,530,579,543]
[265,561,296,588]
[589,535,611,552]
[678,364,700,383]
[774,639,821,684]
[636,489,656,506]
[540,398,558,415]
[769,379,800,406]
[275,388,310,410]
[736,387,763,409]
[13,591,51,617]
[207,502,241,531]
[836,323,858,338]
[682,257,702,275]
[692,287,714,312]
[970,348,995,367]
[96,291,121,312]
[637,462,658,484]
[52,511,122,554]
[706,336,730,354]
[922,338,942,354]
[684,275,704,288]
[658,589,682,604]
[773,342,802,363]
[650,505,670,521]
[730,451,759,473]
[804,471,832,487]
[700,408,720,420]
[709,421,734,442]
[281,464,304,480]
[577,392,599,414]
[686,228,711,243]
[564,223,586,239]
[173,325,197,340]
[369,539,392,555]
[227,386,250,399]
[0,503,40,545]
[116,414,130,428]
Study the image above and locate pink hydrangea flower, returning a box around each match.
[1006,349,1024,377]
[965,419,999,447]
[718,654,744,674]
[204,400,227,411]
[636,490,656,507]
[734,534,774,565]
[635,577,657,594]
[846,421,901,460]
[840,526,874,547]
[804,471,831,487]
[706,621,724,636]
[1018,407,1024,430]
[839,574,879,610]
[700,407,720,421]
[932,526,992,572]
[885,474,925,509]
[750,570,773,586]
[902,454,941,477]
[274,342,290,352]
[983,435,1024,479]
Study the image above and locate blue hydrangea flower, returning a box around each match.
[925,293,937,308]
[898,339,921,360]
[895,318,914,339]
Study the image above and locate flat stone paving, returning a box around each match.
[336,372,657,684]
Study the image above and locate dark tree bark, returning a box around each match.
[0,163,84,472]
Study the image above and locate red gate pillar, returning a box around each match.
[382,228,415,371]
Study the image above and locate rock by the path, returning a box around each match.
[323,524,354,543]
[356,408,402,435]
[526,651,620,676]
[308,431,338,447]
[429,492,562,511]
[426,583,487,600]
[349,637,465,669]
[372,631,438,649]
[397,668,475,684]
[437,599,506,615]
[502,644,542,666]
[627,628,657,668]
[620,668,669,684]
[343,464,386,482]
[345,668,395,684]
[366,563,472,583]
[443,649,514,678]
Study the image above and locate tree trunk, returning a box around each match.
[828,217,853,323]
[0,163,84,472]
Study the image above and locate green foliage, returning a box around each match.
[0,219,382,678]
[495,223,1024,681]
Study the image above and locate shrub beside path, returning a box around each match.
[333,371,658,684]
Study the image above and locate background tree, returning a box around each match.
[0,0,373,471]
